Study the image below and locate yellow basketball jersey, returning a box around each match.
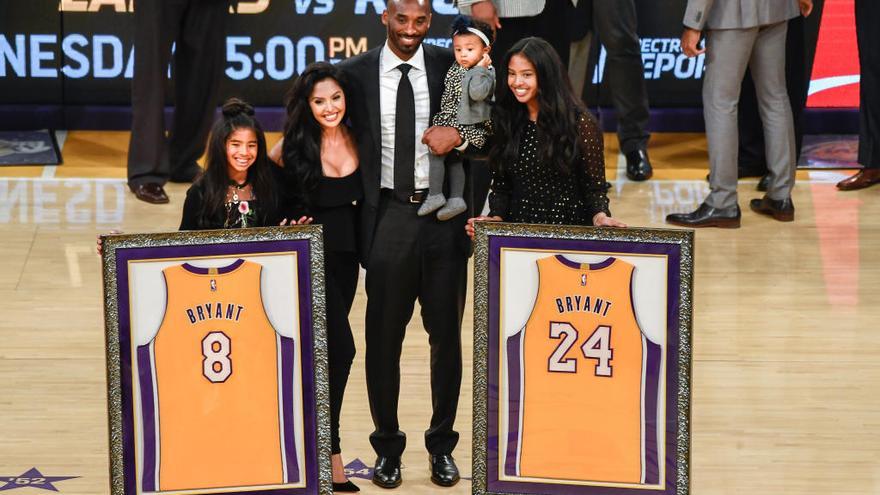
[506,255,660,484]
[139,259,292,491]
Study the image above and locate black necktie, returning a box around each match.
[394,63,415,201]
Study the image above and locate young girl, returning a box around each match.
[98,98,305,251]
[179,98,292,230]
[419,15,495,220]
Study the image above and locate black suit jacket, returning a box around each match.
[339,43,483,266]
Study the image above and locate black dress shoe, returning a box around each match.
[757,174,770,192]
[625,148,653,181]
[429,454,460,487]
[129,183,169,204]
[372,456,401,489]
[749,196,794,222]
[666,202,741,228]
[332,480,360,492]
[169,163,203,183]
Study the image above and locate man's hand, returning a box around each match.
[422,126,463,155]
[799,0,813,16]
[680,28,705,58]
[470,1,501,31]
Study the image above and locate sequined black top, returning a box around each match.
[488,113,611,225]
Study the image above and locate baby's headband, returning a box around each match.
[454,27,491,47]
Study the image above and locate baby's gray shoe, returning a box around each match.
[437,197,467,220]
[418,194,447,216]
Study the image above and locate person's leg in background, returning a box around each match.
[837,0,880,190]
[127,0,184,203]
[748,21,798,221]
[666,28,757,228]
[167,0,228,183]
[592,0,652,181]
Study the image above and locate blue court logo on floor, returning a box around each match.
[344,459,374,480]
[0,468,78,492]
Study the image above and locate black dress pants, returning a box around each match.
[590,0,651,153]
[364,193,468,457]
[490,1,571,72]
[856,0,880,168]
[325,250,359,454]
[127,0,227,186]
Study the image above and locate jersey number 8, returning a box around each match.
[202,331,232,383]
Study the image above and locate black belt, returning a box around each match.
[381,188,429,204]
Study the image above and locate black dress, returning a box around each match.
[179,166,288,230]
[489,113,611,225]
[308,169,363,456]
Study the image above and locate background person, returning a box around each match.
[666,0,813,228]
[836,0,880,191]
[127,0,230,204]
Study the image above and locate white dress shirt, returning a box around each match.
[379,42,431,190]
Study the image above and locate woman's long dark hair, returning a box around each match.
[281,62,352,207]
[489,37,586,175]
[198,97,277,228]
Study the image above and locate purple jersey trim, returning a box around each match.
[486,235,683,495]
[181,258,245,275]
[136,344,157,492]
[504,331,524,477]
[553,254,616,270]
[280,336,300,483]
[643,339,662,485]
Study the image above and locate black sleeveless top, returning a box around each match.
[310,169,363,253]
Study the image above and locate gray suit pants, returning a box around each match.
[703,21,796,209]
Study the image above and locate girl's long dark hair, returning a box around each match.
[198,97,277,228]
[281,62,352,207]
[489,37,586,175]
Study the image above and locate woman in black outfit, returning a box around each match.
[466,37,626,236]
[278,62,362,493]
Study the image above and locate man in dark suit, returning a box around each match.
[337,0,472,488]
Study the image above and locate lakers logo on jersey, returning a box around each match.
[505,255,662,485]
[137,259,300,491]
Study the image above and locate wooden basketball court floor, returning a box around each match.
[1,131,878,494]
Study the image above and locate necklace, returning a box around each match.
[228,178,249,202]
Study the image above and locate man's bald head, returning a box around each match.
[387,0,431,14]
[382,0,432,60]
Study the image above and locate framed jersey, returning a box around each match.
[472,222,694,495]
[100,226,332,495]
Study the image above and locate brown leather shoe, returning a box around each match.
[130,183,169,204]
[836,168,880,191]
[749,196,794,222]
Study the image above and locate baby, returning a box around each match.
[419,15,495,220]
